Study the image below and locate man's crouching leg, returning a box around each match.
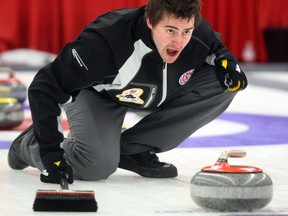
[8,124,44,171]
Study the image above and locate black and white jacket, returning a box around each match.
[28,6,236,165]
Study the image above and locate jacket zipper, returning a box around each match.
[157,62,168,107]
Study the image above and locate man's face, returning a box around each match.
[146,14,195,63]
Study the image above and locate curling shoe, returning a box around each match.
[118,151,178,178]
[8,125,33,170]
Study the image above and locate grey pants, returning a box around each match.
[20,65,236,180]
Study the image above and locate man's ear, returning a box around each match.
[146,17,152,29]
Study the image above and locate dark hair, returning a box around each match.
[146,0,201,27]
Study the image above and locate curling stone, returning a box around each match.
[190,150,273,211]
[0,97,24,129]
[0,67,27,103]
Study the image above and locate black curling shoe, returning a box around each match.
[8,125,33,170]
[118,151,178,178]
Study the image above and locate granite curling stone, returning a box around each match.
[0,97,24,129]
[0,67,27,103]
[190,150,273,211]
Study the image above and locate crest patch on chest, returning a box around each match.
[179,69,195,85]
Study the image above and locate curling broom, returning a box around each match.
[33,172,97,212]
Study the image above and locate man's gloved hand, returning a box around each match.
[40,159,74,184]
[215,58,248,92]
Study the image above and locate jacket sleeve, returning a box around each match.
[195,18,238,65]
[28,34,117,166]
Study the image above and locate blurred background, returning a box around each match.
[0,0,288,63]
[1,2,288,215]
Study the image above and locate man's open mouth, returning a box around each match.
[167,49,179,57]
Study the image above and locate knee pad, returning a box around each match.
[76,163,118,181]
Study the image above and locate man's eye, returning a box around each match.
[167,29,174,34]
[183,31,191,35]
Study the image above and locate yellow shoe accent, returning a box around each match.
[53,161,61,167]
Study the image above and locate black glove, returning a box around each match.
[40,159,74,184]
[215,58,248,92]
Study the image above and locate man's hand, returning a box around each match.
[215,58,248,92]
[40,159,73,184]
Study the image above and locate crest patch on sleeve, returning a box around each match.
[116,88,144,105]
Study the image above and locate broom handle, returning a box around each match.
[60,172,69,190]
